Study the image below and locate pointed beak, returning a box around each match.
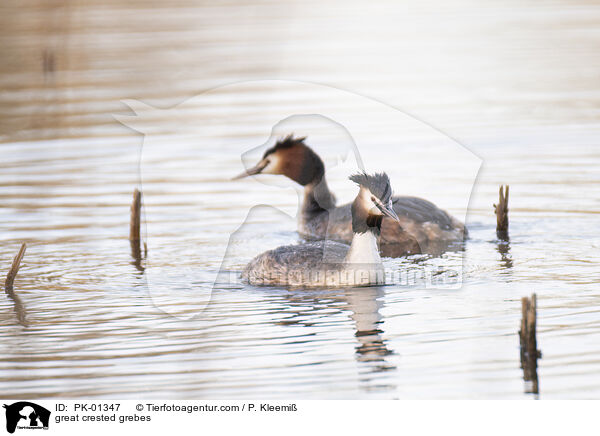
[232,159,268,180]
[378,202,400,223]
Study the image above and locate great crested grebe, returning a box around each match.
[235,135,467,257]
[242,172,400,287]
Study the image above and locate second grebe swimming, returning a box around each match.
[235,135,467,257]
[243,172,400,287]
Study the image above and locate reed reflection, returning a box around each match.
[130,239,145,273]
[496,239,513,270]
[4,288,28,327]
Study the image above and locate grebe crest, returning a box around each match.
[234,134,336,212]
[236,135,324,186]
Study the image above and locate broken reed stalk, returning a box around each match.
[129,189,145,269]
[494,185,509,240]
[5,243,26,293]
[129,188,142,244]
[519,293,541,394]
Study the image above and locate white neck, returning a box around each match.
[344,231,381,265]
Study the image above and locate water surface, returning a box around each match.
[1,0,599,399]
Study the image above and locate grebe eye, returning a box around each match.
[371,196,375,202]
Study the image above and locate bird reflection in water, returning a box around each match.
[344,287,395,372]
[273,285,396,392]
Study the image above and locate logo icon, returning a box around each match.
[3,402,50,434]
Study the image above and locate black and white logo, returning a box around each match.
[3,402,50,434]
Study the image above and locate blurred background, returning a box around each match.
[2,0,599,142]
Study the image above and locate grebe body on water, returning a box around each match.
[242,173,399,287]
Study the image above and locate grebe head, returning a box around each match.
[349,172,400,234]
[233,135,325,186]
